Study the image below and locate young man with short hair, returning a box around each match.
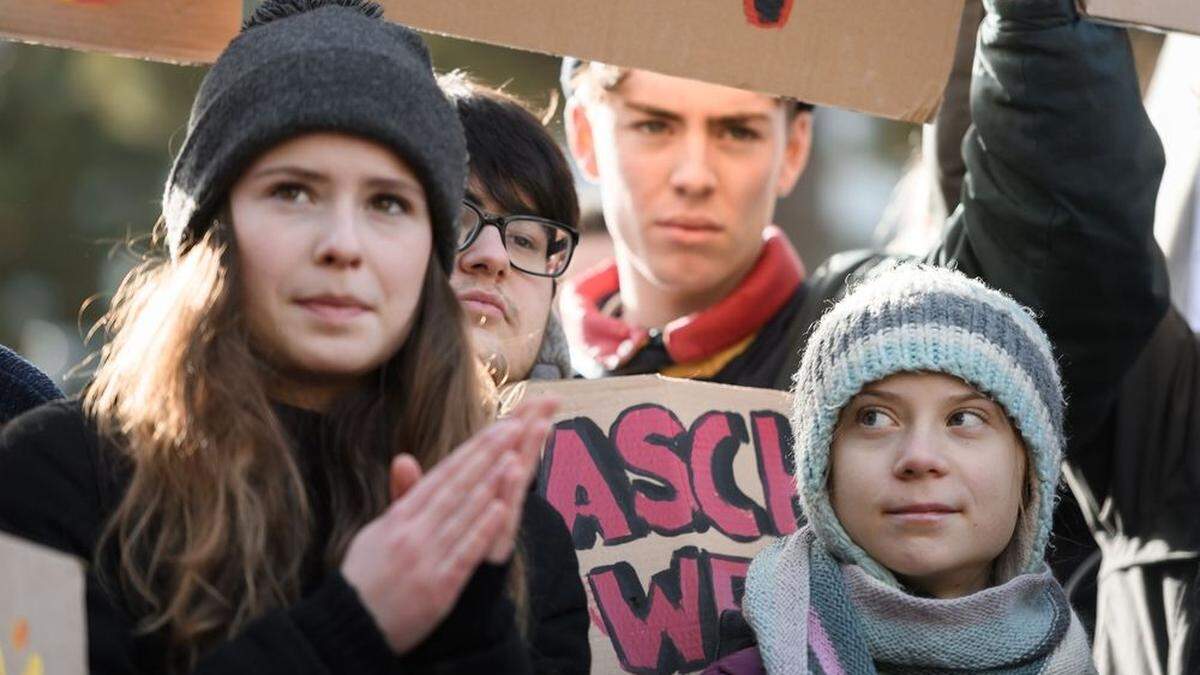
[442,75,581,385]
[561,64,815,385]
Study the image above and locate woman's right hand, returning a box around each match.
[339,399,557,655]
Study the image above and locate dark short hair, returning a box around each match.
[439,72,580,231]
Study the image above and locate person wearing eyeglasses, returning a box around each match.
[443,73,582,385]
[440,73,591,675]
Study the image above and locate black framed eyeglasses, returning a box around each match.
[455,200,579,278]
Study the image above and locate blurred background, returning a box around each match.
[0,6,940,393]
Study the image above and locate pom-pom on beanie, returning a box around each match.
[791,263,1065,587]
[162,0,466,271]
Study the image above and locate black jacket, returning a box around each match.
[0,400,590,674]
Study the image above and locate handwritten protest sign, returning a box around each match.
[381,0,964,123]
[504,375,796,674]
[0,531,86,675]
[0,0,240,63]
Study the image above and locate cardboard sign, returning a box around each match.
[0,0,241,63]
[0,532,87,675]
[1080,0,1200,35]
[380,0,964,123]
[504,375,797,674]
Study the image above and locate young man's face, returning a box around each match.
[568,70,811,300]
[450,185,556,384]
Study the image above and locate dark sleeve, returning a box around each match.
[0,401,104,559]
[521,494,590,675]
[930,0,984,215]
[400,562,533,674]
[0,402,532,675]
[192,572,398,674]
[1064,309,1200,551]
[197,545,532,674]
[197,562,532,675]
[927,0,1169,450]
[0,400,144,673]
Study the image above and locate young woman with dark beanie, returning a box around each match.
[0,1,577,673]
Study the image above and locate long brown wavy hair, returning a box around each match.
[85,218,492,671]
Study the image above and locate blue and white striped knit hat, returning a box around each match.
[792,263,1065,587]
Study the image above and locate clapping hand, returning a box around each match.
[340,397,558,654]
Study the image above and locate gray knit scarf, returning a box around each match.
[527,311,574,381]
[742,528,1095,675]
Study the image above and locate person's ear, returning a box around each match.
[566,98,601,183]
[774,111,813,197]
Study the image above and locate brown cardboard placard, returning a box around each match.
[380,0,964,123]
[1080,0,1200,35]
[504,375,796,674]
[0,0,241,64]
[0,532,87,675]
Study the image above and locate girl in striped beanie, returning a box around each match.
[709,264,1095,674]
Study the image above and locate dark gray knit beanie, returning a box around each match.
[162,0,466,271]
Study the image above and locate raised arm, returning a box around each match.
[929,0,1169,449]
